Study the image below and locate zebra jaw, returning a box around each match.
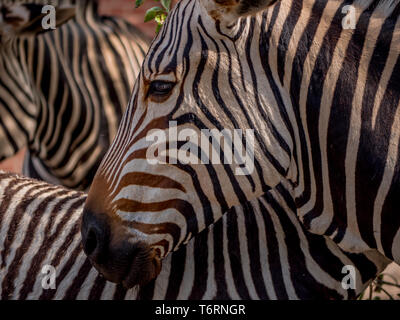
[90,243,162,289]
[81,207,162,288]
[121,246,162,289]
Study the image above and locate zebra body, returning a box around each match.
[82,0,400,288]
[0,172,389,299]
[0,0,148,189]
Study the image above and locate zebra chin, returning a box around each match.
[81,208,162,288]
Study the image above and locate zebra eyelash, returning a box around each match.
[147,80,176,102]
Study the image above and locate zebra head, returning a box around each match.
[82,0,288,288]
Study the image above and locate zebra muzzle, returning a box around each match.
[81,208,162,288]
[121,245,162,289]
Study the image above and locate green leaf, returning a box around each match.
[135,0,144,8]
[155,13,167,25]
[144,7,164,23]
[156,23,162,34]
[161,0,171,12]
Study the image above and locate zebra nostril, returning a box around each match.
[81,207,161,286]
[84,228,98,256]
[81,208,110,265]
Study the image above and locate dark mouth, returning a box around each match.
[121,249,162,289]
[91,246,162,289]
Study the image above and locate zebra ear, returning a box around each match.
[0,4,75,37]
[204,0,278,25]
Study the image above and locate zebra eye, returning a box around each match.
[147,80,175,101]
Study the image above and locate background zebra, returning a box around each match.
[0,0,149,189]
[0,171,389,299]
[81,0,400,289]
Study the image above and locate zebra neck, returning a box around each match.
[261,0,400,261]
[260,0,346,99]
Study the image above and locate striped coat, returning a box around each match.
[0,172,388,299]
[81,0,400,287]
[0,0,148,189]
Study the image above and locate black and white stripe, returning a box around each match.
[82,0,400,288]
[0,172,389,299]
[0,0,148,190]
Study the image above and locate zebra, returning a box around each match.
[81,0,400,289]
[0,0,149,190]
[0,171,389,299]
